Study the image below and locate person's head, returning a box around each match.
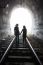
[16,24,18,27]
[23,25,26,29]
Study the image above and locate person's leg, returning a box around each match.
[24,35,26,47]
[25,36,26,43]
[16,36,18,48]
[17,35,19,47]
[23,36,24,47]
[15,36,17,47]
[24,37,26,47]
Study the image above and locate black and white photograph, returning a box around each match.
[0,0,43,65]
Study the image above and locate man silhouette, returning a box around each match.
[14,24,19,47]
[21,26,27,44]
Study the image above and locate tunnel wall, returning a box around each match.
[0,0,43,40]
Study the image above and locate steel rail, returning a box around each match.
[0,36,15,64]
[26,37,42,65]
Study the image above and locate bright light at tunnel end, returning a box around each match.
[10,6,34,35]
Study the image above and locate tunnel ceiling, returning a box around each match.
[0,0,43,39]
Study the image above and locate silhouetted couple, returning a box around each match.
[14,24,27,47]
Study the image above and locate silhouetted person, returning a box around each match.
[21,26,27,44]
[14,24,19,47]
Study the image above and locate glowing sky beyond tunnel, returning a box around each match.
[10,7,34,35]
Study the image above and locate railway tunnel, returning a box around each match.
[0,0,43,65]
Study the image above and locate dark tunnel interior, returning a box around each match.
[0,0,43,65]
[0,0,43,40]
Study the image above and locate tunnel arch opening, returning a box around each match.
[10,6,34,35]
